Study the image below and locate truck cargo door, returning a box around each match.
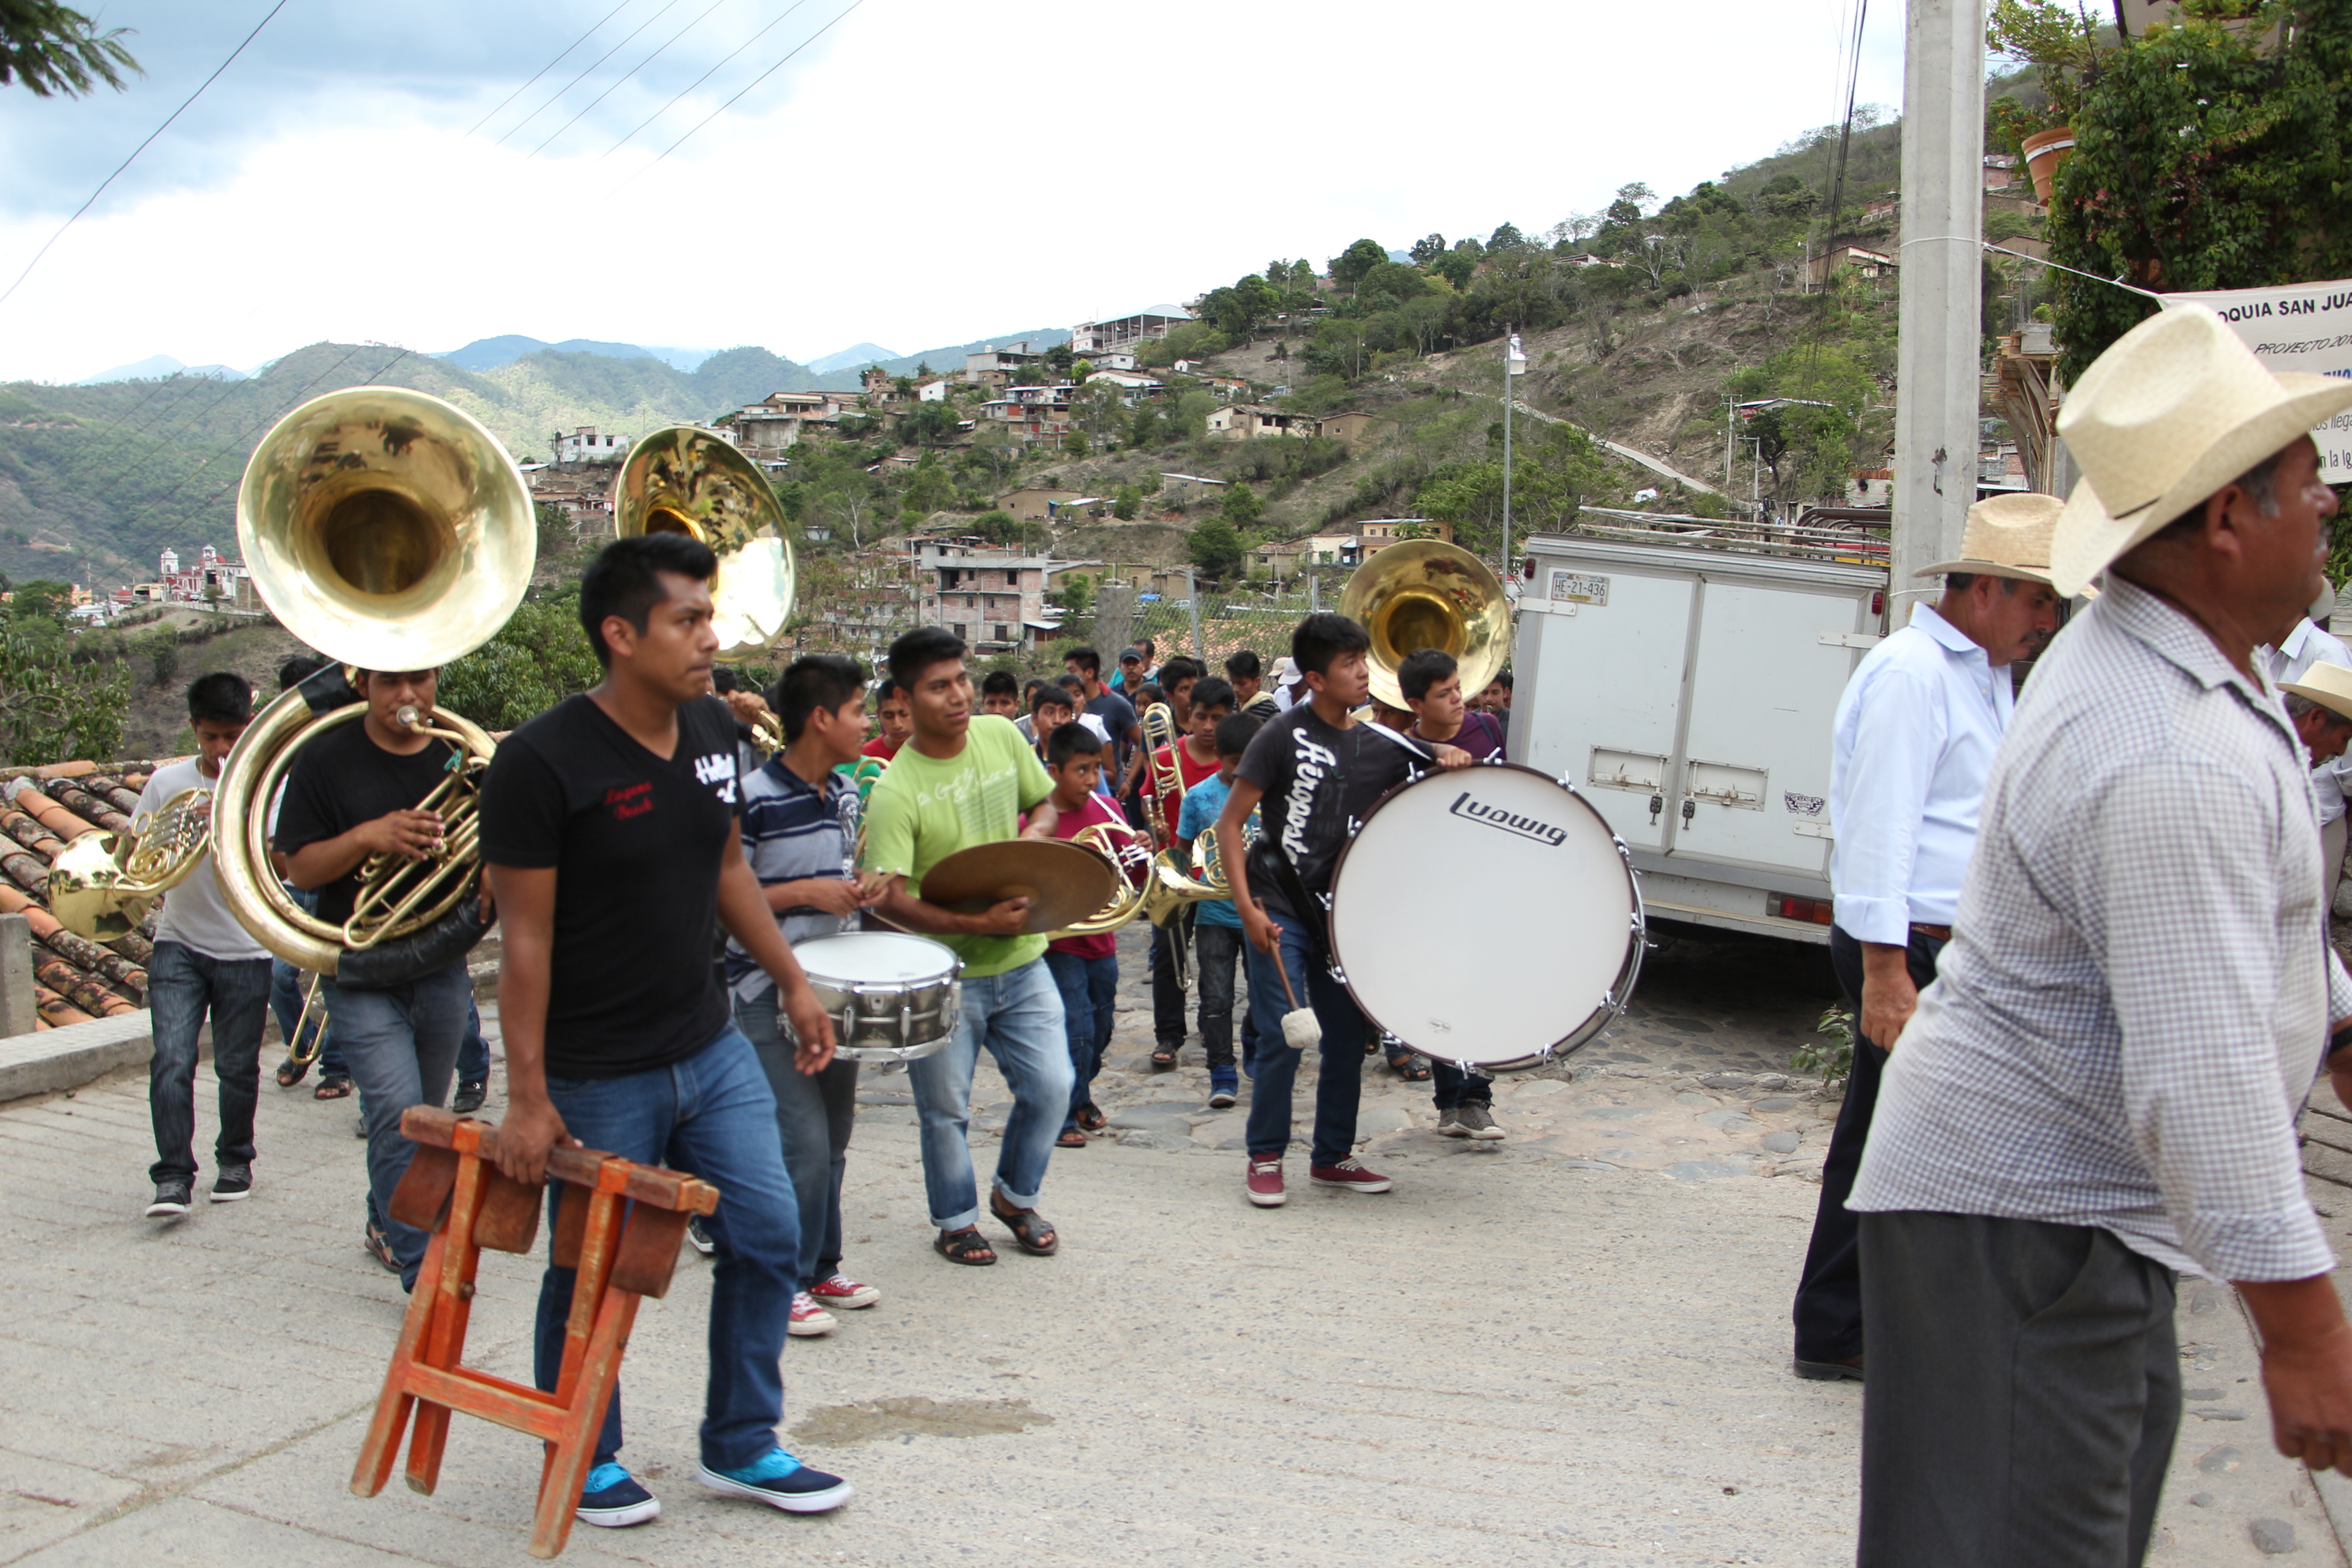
[1515,564,1694,853]
[1671,578,1854,875]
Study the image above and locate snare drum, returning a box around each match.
[1328,764,1644,1071]
[785,932,963,1064]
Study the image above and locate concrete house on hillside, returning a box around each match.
[1307,410,1379,446]
[1071,306,1190,356]
[916,543,1101,653]
[554,426,627,468]
[1205,403,1306,440]
[983,385,1076,443]
[861,366,904,405]
[917,379,952,402]
[1803,245,1896,288]
[964,343,1043,389]
[721,390,852,458]
[998,487,1085,521]
[1083,368,1162,404]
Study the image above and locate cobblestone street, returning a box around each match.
[0,921,2345,1565]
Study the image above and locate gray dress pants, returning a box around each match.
[1858,1210,2180,1567]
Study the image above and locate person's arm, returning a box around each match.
[1215,777,1275,953]
[1023,796,1060,841]
[286,811,444,889]
[716,819,836,1073]
[2239,1277,2352,1473]
[875,877,1030,937]
[1830,666,1942,1048]
[487,864,576,1186]
[765,877,867,916]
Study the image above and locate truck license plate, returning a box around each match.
[1550,571,1610,606]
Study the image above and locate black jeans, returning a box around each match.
[147,941,273,1184]
[1859,1211,2178,1567]
[1193,923,1252,1073]
[1791,924,1944,1362]
[1149,911,1190,1048]
[1430,1061,1492,1109]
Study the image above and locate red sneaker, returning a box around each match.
[808,1272,879,1309]
[1245,1156,1286,1207]
[787,1292,836,1337]
[1309,1157,1393,1194]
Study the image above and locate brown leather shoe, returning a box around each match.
[1793,1354,1865,1382]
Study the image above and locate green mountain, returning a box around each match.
[0,341,813,587]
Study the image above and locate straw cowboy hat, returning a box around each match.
[2283,660,2352,724]
[1916,492,2065,583]
[2050,302,2352,598]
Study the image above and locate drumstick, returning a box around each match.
[1271,949,1320,1051]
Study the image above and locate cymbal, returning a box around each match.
[919,838,1118,935]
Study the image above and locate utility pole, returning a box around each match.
[1893,0,1987,621]
[1502,330,1526,570]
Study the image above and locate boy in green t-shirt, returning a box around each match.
[860,627,1073,1268]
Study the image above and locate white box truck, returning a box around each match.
[1505,517,1890,945]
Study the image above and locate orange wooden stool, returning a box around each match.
[350,1107,720,1559]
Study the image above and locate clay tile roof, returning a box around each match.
[0,760,193,1029]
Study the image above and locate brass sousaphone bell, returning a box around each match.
[1339,538,1511,712]
[612,427,796,660]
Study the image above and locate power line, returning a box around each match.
[528,0,732,159]
[468,0,637,137]
[0,0,291,312]
[100,342,376,510]
[497,0,690,150]
[600,0,811,159]
[639,0,862,170]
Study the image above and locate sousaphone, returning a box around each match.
[1339,538,1510,711]
[210,387,536,976]
[612,427,796,660]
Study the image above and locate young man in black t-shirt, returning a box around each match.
[1064,645,1141,800]
[480,534,853,1530]
[1213,613,1470,1209]
[274,666,476,1283]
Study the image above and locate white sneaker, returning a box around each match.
[788,1292,836,1337]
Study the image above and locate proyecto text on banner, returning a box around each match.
[2166,280,2352,480]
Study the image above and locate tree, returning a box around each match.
[10,578,71,621]
[1488,221,1526,250]
[1111,485,1142,521]
[1328,238,1389,293]
[1414,423,1610,553]
[1053,572,1094,615]
[0,609,129,764]
[1431,250,1477,290]
[438,588,604,732]
[1,2,140,97]
[1221,482,1264,528]
[1188,517,1247,578]
[535,500,575,558]
[1069,380,1127,443]
[1044,342,1075,378]
[1409,233,1447,265]
[896,399,962,447]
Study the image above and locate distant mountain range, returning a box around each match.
[77,353,252,385]
[802,342,901,376]
[433,336,716,373]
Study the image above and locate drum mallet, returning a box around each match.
[1273,957,1320,1051]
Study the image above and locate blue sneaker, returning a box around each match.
[1208,1073,1238,1109]
[574,1462,661,1528]
[698,1446,853,1514]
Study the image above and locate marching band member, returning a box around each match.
[2264,585,2352,911]
[1213,613,1469,1209]
[863,625,1073,1267]
[274,664,478,1286]
[1791,493,2063,1382]
[1848,304,2352,1563]
[140,674,275,1218]
[480,534,852,1526]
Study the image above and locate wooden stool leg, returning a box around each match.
[406,1152,489,1497]
[540,1175,625,1501]
[350,1226,452,1498]
[529,1290,643,1561]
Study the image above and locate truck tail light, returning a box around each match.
[1774,894,1835,926]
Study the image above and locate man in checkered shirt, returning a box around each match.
[1847,303,2352,1565]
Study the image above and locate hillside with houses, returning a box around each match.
[0,93,2066,710]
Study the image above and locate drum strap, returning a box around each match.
[1360,721,1433,762]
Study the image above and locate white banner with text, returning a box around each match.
[2167,280,2352,480]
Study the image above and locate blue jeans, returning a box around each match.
[1430,1061,1493,1109]
[458,997,489,1085]
[147,941,273,1184]
[1044,949,1118,1133]
[533,1023,798,1471]
[735,987,859,1291]
[1242,908,1369,1164]
[907,957,1072,1230]
[327,960,470,1289]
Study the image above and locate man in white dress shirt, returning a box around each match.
[2266,585,2352,907]
[1848,303,2352,1565]
[1790,493,2063,1381]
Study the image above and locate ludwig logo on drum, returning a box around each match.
[1447,791,1569,847]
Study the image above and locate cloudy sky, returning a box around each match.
[0,1,1908,384]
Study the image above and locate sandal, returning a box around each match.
[275,1056,310,1089]
[934,1226,997,1266]
[1056,1128,1088,1149]
[1076,1102,1107,1132]
[1388,1054,1431,1082]
[314,1075,353,1100]
[1150,1047,1177,1070]
[990,1195,1059,1256]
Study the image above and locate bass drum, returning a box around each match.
[1327,764,1643,1071]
